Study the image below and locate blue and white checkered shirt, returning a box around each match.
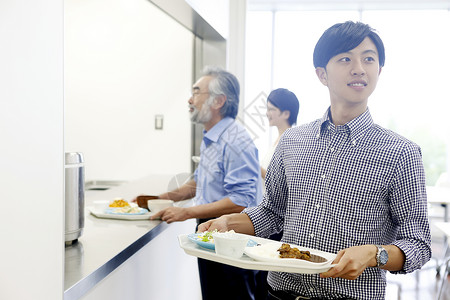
[244,108,432,300]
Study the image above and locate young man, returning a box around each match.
[151,66,262,300]
[199,21,432,300]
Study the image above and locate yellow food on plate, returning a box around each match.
[109,198,130,208]
[197,229,219,243]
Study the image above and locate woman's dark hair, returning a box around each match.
[313,21,385,69]
[267,88,299,126]
[203,66,240,119]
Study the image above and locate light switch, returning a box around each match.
[155,114,163,130]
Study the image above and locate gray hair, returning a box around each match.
[202,66,240,119]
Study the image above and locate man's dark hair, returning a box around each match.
[313,21,385,69]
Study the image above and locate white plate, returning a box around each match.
[105,207,148,215]
[244,242,335,267]
[178,234,336,274]
[89,206,159,220]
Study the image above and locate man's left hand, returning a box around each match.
[150,207,189,223]
[320,244,377,280]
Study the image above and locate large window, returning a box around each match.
[245,9,450,185]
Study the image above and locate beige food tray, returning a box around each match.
[89,206,157,220]
[178,234,336,274]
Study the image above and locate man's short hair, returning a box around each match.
[313,21,385,69]
[202,66,240,119]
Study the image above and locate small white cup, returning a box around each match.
[147,199,174,214]
[213,232,249,258]
[93,200,110,212]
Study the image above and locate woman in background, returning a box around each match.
[255,88,300,300]
[260,88,299,179]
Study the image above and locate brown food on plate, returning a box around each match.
[136,195,159,209]
[278,243,311,261]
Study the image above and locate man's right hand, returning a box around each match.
[197,216,230,233]
[197,213,255,236]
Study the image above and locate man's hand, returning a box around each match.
[320,244,377,280]
[197,213,255,235]
[197,216,231,232]
[151,207,191,223]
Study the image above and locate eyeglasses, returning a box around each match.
[191,91,210,98]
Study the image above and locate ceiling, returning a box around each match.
[247,0,450,11]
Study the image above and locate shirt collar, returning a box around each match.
[203,117,234,146]
[317,107,374,144]
[316,107,333,138]
[346,108,374,143]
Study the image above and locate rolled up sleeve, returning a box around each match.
[389,144,432,274]
[223,139,261,208]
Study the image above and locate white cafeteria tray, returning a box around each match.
[178,234,336,274]
[89,206,156,220]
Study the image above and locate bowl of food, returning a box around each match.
[136,195,159,209]
[147,199,174,214]
[212,231,249,258]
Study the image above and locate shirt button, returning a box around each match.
[309,288,314,292]
[316,134,320,138]
[316,204,320,209]
[310,233,315,238]
[330,147,334,152]
[352,140,356,145]
[321,174,326,179]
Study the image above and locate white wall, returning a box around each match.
[65,0,194,182]
[0,1,64,300]
[186,0,230,38]
[228,0,247,120]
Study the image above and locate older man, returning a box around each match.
[153,66,262,300]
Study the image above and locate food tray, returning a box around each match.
[178,234,336,274]
[89,206,158,220]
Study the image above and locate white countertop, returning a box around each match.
[64,174,193,299]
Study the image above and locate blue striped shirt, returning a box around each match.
[194,117,262,208]
[244,108,431,300]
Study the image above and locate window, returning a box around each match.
[245,9,450,185]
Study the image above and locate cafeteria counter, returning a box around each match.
[64,174,201,300]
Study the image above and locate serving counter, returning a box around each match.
[64,174,201,300]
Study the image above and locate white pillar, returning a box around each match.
[227,0,247,120]
[0,1,64,299]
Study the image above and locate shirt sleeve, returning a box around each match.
[194,167,198,183]
[388,143,432,274]
[244,138,288,238]
[221,130,262,208]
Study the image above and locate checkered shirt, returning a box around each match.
[244,108,432,300]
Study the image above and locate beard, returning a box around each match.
[190,97,213,124]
